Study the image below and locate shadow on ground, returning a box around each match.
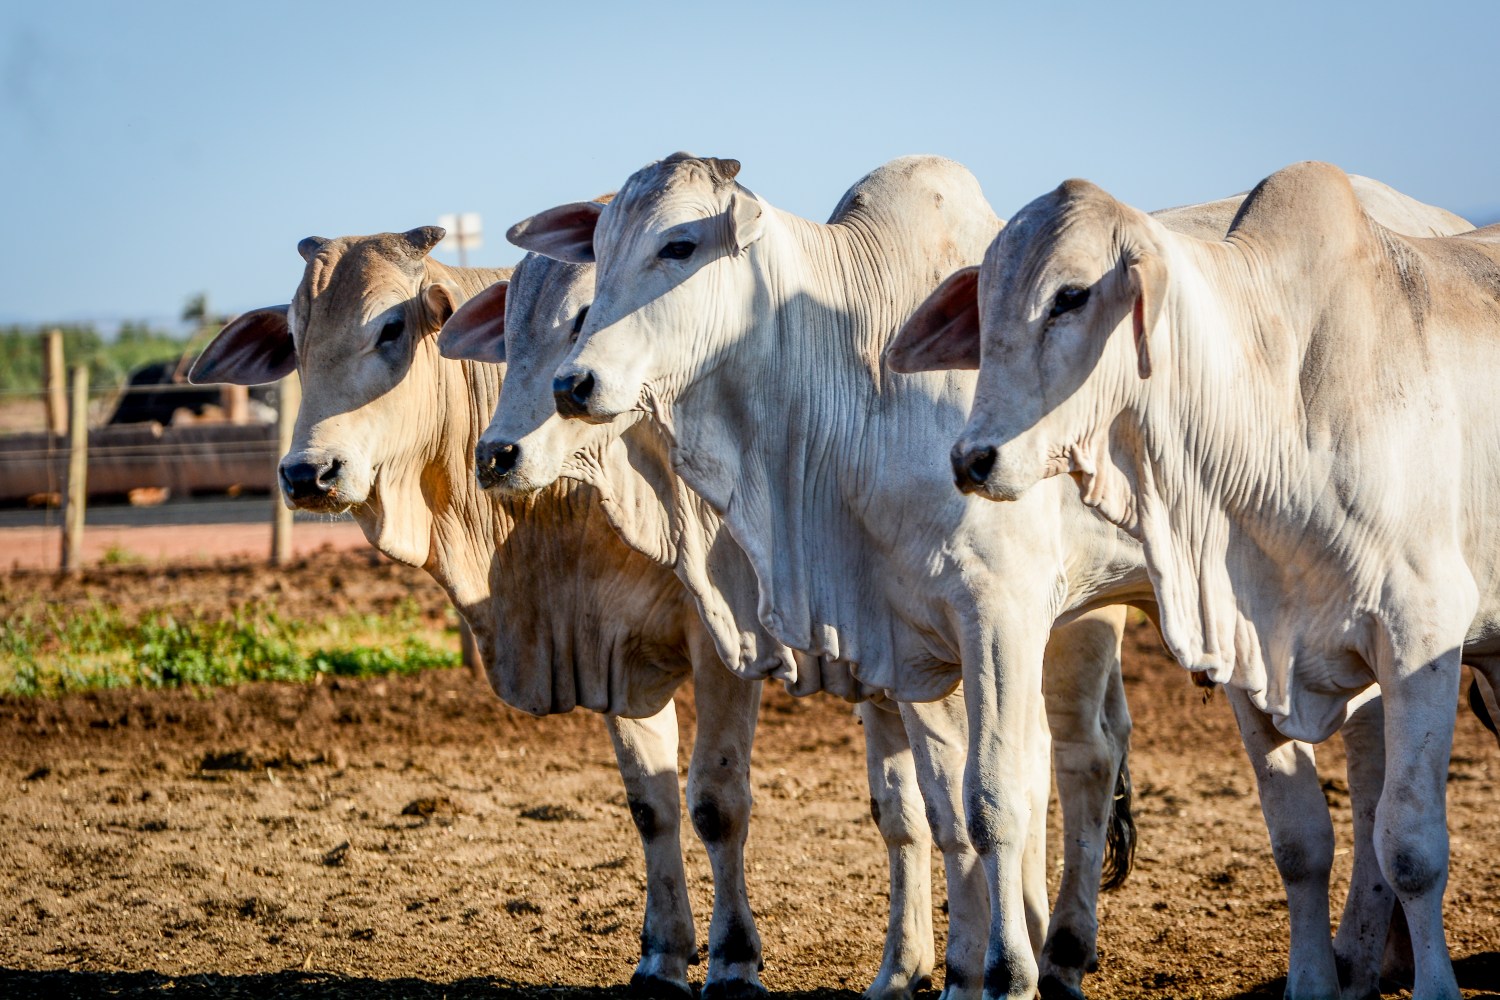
[0,971,865,1000]
[1221,950,1500,999]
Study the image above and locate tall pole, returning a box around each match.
[60,365,89,573]
[43,330,67,435]
[271,373,300,566]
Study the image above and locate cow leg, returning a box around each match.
[686,657,766,1000]
[1370,624,1462,1000]
[1036,606,1132,1000]
[861,699,937,1000]
[961,618,1050,1000]
[1466,656,1500,752]
[1331,689,1394,1000]
[898,690,989,1000]
[1225,686,1340,1000]
[606,704,696,1000]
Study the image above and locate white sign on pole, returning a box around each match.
[436,213,483,255]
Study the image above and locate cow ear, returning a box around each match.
[297,237,329,262]
[886,267,982,373]
[403,226,446,258]
[507,203,601,263]
[422,280,460,328]
[437,281,508,364]
[1127,252,1168,379]
[188,306,295,385]
[727,191,764,256]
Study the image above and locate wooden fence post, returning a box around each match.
[43,330,67,436]
[60,365,89,573]
[221,383,249,424]
[270,373,300,566]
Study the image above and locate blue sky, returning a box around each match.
[2,1,1495,331]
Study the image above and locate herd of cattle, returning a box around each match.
[188,153,1500,1000]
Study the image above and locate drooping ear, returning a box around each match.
[402,226,446,258]
[727,190,765,256]
[507,202,602,263]
[437,280,509,364]
[885,267,982,373]
[1126,251,1168,379]
[188,306,294,385]
[421,280,461,328]
[297,236,330,262]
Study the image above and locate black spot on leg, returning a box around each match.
[1044,926,1092,971]
[966,813,993,856]
[1388,847,1440,897]
[709,915,761,965]
[869,796,881,825]
[628,797,658,840]
[692,799,725,843]
[984,955,1026,998]
[944,962,970,991]
[1270,838,1309,883]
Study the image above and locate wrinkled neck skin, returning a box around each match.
[1113,233,1385,740]
[353,265,692,718]
[647,194,1045,700]
[349,260,510,582]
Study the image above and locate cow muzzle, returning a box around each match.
[279,456,346,511]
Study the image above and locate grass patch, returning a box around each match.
[1,599,461,697]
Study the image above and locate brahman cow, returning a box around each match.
[188,227,766,1000]
[942,161,1499,1000]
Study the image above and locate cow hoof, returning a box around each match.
[701,980,767,1000]
[631,973,695,1000]
[863,974,932,1000]
[1038,974,1087,1000]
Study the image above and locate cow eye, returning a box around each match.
[377,316,405,346]
[1049,285,1090,318]
[658,241,696,261]
[570,306,590,342]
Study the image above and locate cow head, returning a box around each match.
[948,180,1169,513]
[189,226,464,564]
[439,253,631,495]
[508,153,765,424]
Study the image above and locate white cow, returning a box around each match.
[436,248,1098,1000]
[942,161,1500,1000]
[188,227,767,1000]
[503,155,1151,1000]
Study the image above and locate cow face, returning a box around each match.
[952,181,1168,515]
[508,154,764,424]
[440,254,634,495]
[193,229,459,558]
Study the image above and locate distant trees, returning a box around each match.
[0,323,189,394]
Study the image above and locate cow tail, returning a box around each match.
[1100,752,1137,892]
[1469,677,1498,737]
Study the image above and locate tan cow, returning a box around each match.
[189,227,766,1000]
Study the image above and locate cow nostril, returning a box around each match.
[474,441,521,487]
[951,446,996,494]
[553,371,597,418]
[280,461,334,501]
[317,459,342,488]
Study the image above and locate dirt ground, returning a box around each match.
[2,553,1497,999]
